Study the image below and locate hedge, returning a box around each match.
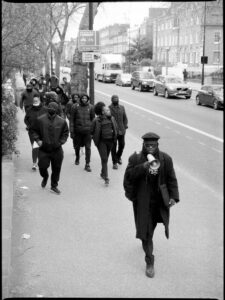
[2,86,18,157]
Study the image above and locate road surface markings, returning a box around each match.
[211,147,222,153]
[96,90,223,143]
[198,141,206,146]
[185,135,193,140]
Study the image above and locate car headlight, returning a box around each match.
[167,85,175,91]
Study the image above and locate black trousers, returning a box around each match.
[73,132,91,164]
[141,204,160,265]
[38,148,63,188]
[28,132,39,164]
[111,134,125,164]
[97,139,114,179]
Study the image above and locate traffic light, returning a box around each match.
[201,56,208,64]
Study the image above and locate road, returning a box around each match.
[10,78,223,298]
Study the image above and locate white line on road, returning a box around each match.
[211,147,222,153]
[96,90,223,143]
[198,141,206,146]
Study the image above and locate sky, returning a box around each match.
[65,2,170,41]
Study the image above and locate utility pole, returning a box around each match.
[50,6,53,75]
[201,1,207,86]
[89,2,94,104]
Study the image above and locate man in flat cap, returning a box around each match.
[123,132,179,278]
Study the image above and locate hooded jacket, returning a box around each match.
[24,104,48,130]
[108,103,128,135]
[20,89,39,109]
[70,96,95,134]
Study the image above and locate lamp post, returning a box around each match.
[201,1,207,86]
[50,6,53,75]
[165,47,169,75]
[89,2,94,104]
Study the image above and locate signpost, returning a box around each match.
[78,30,100,52]
[82,52,101,63]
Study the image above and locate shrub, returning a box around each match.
[2,86,18,157]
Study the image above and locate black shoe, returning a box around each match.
[105,178,109,185]
[75,158,79,165]
[113,163,118,170]
[50,186,61,194]
[117,158,122,165]
[100,173,105,180]
[145,256,155,278]
[41,176,49,188]
[84,164,91,172]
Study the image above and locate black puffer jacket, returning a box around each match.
[70,101,95,134]
[109,104,128,135]
[24,104,48,130]
[30,112,69,153]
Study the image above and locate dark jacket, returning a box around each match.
[62,82,71,97]
[49,75,59,89]
[70,101,95,135]
[109,104,128,135]
[20,89,39,110]
[30,112,69,153]
[65,100,75,120]
[91,115,118,147]
[123,150,179,240]
[24,104,48,130]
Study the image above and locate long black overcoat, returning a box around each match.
[123,150,179,240]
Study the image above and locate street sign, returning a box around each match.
[82,52,101,63]
[78,30,100,52]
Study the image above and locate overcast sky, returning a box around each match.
[65,2,170,41]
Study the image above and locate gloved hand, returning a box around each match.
[37,140,43,147]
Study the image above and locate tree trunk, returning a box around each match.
[71,2,99,96]
[55,51,61,81]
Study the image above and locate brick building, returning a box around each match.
[151,1,223,69]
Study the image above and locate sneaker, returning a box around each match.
[100,173,105,180]
[117,158,122,165]
[84,164,92,172]
[113,163,118,170]
[105,178,109,185]
[32,164,37,170]
[145,263,155,278]
[75,158,80,165]
[41,176,49,188]
[50,186,61,194]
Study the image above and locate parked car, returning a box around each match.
[153,75,192,99]
[196,85,223,110]
[131,71,155,92]
[115,73,131,86]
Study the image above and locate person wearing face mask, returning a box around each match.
[30,102,69,194]
[123,132,179,278]
[65,93,80,121]
[24,96,48,170]
[91,102,118,185]
[109,95,128,169]
[20,83,40,113]
[70,94,95,172]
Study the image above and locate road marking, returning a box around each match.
[198,141,206,146]
[96,90,223,143]
[211,147,222,153]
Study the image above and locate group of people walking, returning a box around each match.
[20,71,180,279]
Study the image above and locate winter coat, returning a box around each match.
[123,150,179,240]
[30,112,69,153]
[70,101,95,135]
[109,104,128,135]
[49,75,59,89]
[20,89,39,110]
[24,104,48,130]
[61,82,71,97]
[65,100,75,120]
[91,115,118,147]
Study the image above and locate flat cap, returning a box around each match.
[141,132,160,141]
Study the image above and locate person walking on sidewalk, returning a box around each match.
[109,95,128,169]
[70,94,95,172]
[24,96,48,170]
[48,71,59,92]
[30,102,69,194]
[91,102,118,185]
[20,83,40,113]
[65,93,80,121]
[55,85,69,119]
[123,132,180,278]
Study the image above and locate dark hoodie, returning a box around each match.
[24,103,48,130]
[70,94,95,134]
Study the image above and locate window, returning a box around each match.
[195,32,199,43]
[213,51,220,64]
[190,33,193,44]
[214,32,221,43]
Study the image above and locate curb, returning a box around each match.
[2,158,14,299]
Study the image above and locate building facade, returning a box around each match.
[152,1,223,69]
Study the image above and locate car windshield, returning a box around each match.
[107,64,121,70]
[165,77,183,83]
[140,72,155,79]
[121,74,131,79]
[213,86,223,93]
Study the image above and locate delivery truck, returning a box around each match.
[94,54,123,83]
